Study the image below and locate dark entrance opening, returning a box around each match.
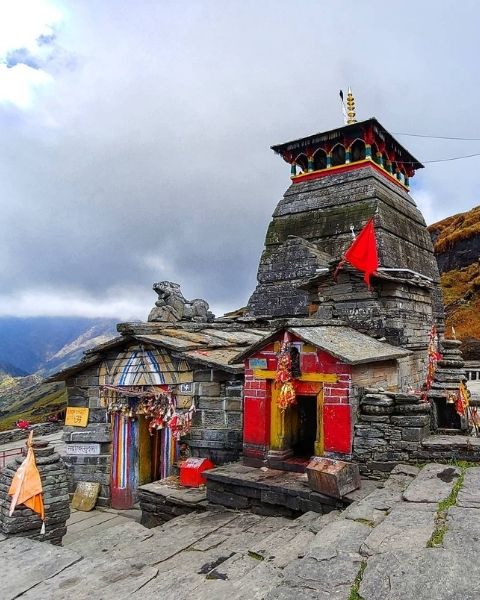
[293,396,317,456]
[434,399,461,431]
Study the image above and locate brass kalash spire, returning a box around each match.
[340,87,357,125]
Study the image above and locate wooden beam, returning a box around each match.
[253,370,338,383]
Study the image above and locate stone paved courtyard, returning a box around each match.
[2,462,480,599]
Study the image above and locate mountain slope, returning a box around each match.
[429,205,480,359]
[0,318,118,431]
[0,316,118,375]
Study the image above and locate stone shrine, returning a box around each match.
[0,441,70,545]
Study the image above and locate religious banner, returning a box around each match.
[65,406,89,427]
[334,218,379,288]
[66,443,101,456]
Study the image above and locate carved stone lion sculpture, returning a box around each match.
[147,281,215,323]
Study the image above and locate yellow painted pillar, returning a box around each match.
[314,389,324,456]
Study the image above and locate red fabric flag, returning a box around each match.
[342,218,379,288]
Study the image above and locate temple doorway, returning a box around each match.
[293,395,317,457]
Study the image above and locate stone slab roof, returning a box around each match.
[47,325,267,381]
[232,324,412,365]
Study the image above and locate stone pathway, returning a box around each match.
[2,463,480,599]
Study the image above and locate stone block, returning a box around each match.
[391,415,430,427]
[202,410,226,428]
[225,385,243,398]
[87,408,108,423]
[225,398,242,411]
[226,412,242,429]
[195,382,221,396]
[202,430,227,442]
[197,396,224,410]
[401,427,428,442]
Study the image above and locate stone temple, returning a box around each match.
[45,93,471,520]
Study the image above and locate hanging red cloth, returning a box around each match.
[335,218,379,288]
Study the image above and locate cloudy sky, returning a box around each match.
[1,0,479,320]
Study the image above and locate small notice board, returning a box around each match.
[65,406,89,427]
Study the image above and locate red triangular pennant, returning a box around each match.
[342,218,379,288]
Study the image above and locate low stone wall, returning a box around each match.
[0,422,62,446]
[353,389,431,478]
[138,479,207,528]
[0,442,70,545]
[186,372,243,464]
[62,423,111,507]
[206,464,347,518]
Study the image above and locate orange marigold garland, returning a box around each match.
[275,334,301,412]
[422,324,442,402]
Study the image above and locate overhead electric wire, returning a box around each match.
[394,132,480,141]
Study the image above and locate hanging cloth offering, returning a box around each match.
[275,333,297,411]
[8,431,46,534]
[334,217,379,289]
[277,381,297,412]
[422,324,442,401]
[455,381,469,417]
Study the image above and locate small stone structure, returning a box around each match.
[353,389,431,478]
[428,338,467,431]
[138,478,208,528]
[206,463,349,517]
[49,301,266,509]
[0,441,70,545]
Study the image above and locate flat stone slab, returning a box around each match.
[308,518,371,561]
[343,488,402,526]
[0,537,82,599]
[422,435,480,450]
[457,467,480,508]
[444,506,480,551]
[360,503,436,556]
[277,553,363,599]
[360,549,480,600]
[402,463,461,503]
[139,477,207,505]
[249,523,315,567]
[65,518,154,556]
[20,556,158,600]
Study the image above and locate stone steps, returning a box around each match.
[5,462,480,599]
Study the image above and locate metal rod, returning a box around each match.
[377,267,433,282]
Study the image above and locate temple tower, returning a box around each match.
[246,105,443,336]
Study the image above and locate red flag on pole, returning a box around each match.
[335,218,379,288]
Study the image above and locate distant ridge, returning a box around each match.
[0,316,118,375]
[0,316,118,430]
[428,205,480,359]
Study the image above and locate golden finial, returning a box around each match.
[346,87,356,125]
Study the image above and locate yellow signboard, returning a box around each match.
[65,406,89,427]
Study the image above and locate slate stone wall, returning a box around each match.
[63,358,244,505]
[63,363,111,507]
[247,167,443,327]
[0,443,70,545]
[185,369,244,464]
[353,389,431,478]
[311,270,435,350]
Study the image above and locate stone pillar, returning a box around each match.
[428,338,467,431]
[0,441,70,546]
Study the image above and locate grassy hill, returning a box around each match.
[0,373,67,431]
[429,205,480,359]
[0,317,117,431]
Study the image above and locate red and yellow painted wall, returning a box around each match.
[242,333,353,466]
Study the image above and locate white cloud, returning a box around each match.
[0,0,64,109]
[0,62,52,108]
[0,0,63,55]
[0,289,149,320]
